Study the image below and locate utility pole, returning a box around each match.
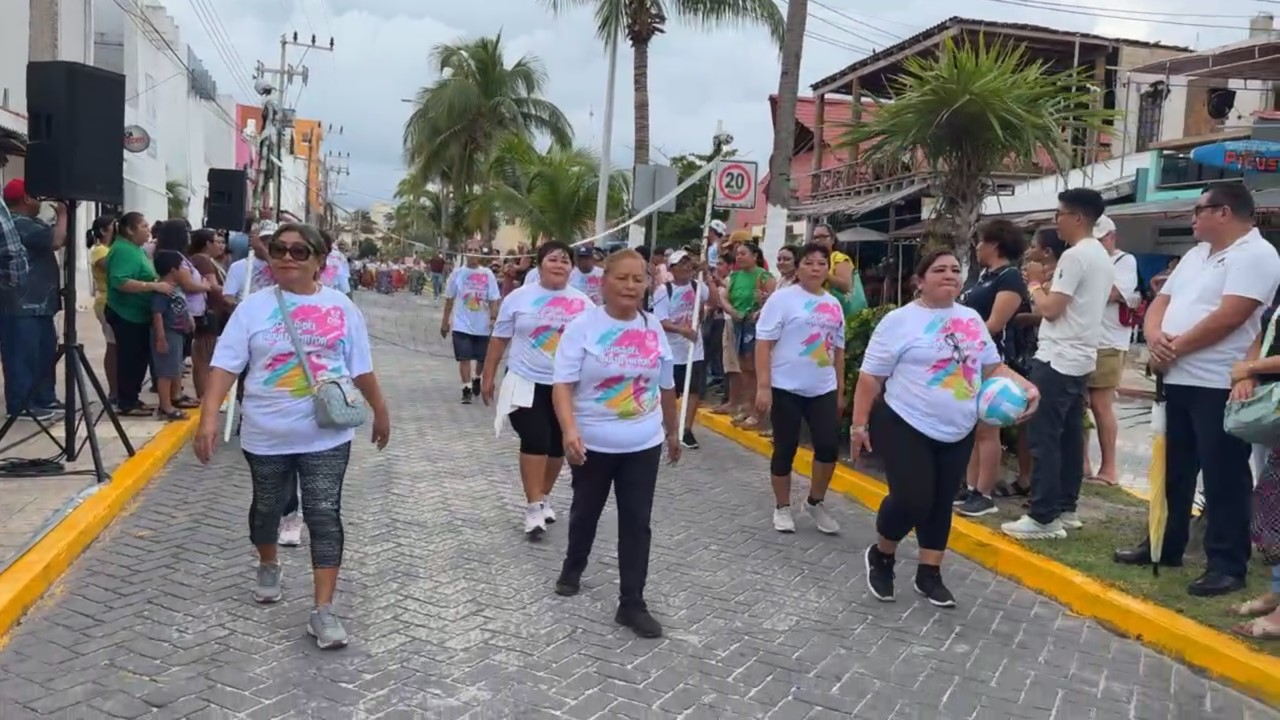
[255,32,333,221]
[323,150,350,229]
[762,0,809,274]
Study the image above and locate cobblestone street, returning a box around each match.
[0,292,1274,719]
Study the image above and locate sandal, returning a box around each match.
[155,408,188,421]
[994,481,1031,498]
[1231,615,1280,639]
[117,405,152,417]
[172,395,200,409]
[1084,475,1119,487]
[1231,594,1280,618]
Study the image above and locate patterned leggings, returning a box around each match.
[244,442,352,568]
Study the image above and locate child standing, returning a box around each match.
[151,251,193,420]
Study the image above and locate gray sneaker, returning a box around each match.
[253,562,282,604]
[308,605,349,649]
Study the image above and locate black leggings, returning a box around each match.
[244,442,352,568]
[508,382,564,458]
[769,388,839,476]
[871,402,974,551]
[106,307,150,409]
[561,444,662,608]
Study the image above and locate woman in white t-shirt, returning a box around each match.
[481,241,592,538]
[851,248,1038,608]
[551,249,680,639]
[193,223,391,650]
[754,243,846,536]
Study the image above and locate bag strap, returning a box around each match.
[1263,306,1280,360]
[273,287,316,389]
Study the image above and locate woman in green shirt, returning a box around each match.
[106,212,173,415]
[720,242,775,430]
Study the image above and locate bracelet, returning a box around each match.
[851,424,868,433]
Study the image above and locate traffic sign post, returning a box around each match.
[713,160,757,210]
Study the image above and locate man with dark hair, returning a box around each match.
[1003,188,1113,541]
[1117,183,1280,597]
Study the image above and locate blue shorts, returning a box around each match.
[734,319,757,357]
[451,331,489,363]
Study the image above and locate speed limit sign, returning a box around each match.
[713,160,757,210]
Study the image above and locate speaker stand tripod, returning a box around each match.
[0,199,133,481]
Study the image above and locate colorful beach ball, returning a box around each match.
[977,377,1029,427]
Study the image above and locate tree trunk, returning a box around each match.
[762,0,809,272]
[632,38,651,167]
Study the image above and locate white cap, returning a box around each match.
[668,250,693,265]
[1093,214,1116,238]
[257,220,279,237]
[708,219,728,237]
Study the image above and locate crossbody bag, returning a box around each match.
[274,288,368,430]
[1224,309,1280,444]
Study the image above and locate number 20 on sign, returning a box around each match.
[714,160,758,210]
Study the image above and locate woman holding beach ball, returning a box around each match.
[849,248,1039,608]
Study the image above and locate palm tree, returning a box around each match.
[542,0,783,166]
[841,36,1115,271]
[350,209,376,235]
[165,180,188,218]
[403,34,574,244]
[478,134,629,243]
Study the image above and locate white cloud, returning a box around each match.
[161,0,1266,209]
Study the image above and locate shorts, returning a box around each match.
[672,361,706,397]
[1087,348,1126,389]
[151,328,185,380]
[507,382,564,458]
[722,320,740,374]
[451,331,489,362]
[734,318,757,357]
[94,305,114,343]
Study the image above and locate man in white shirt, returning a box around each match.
[1085,215,1141,487]
[1003,188,1114,541]
[1117,183,1280,597]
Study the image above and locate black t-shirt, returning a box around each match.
[959,265,1029,358]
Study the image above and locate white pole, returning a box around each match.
[593,35,619,238]
[223,258,257,441]
[677,121,726,440]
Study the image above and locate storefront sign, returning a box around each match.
[123,125,150,153]
[1190,140,1280,173]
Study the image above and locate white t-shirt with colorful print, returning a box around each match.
[860,301,1000,443]
[493,282,593,385]
[212,286,374,455]
[320,249,351,293]
[652,280,710,364]
[569,266,604,305]
[553,306,676,454]
[756,285,846,397]
[445,266,501,336]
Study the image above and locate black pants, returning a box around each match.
[1164,384,1253,578]
[769,388,839,476]
[872,401,975,551]
[244,443,351,568]
[106,307,151,410]
[1026,359,1088,525]
[561,444,662,608]
[508,382,564,457]
[704,317,725,385]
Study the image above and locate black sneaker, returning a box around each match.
[461,387,473,404]
[471,378,481,397]
[681,430,700,449]
[914,565,956,608]
[953,486,975,506]
[615,605,663,638]
[864,544,895,602]
[554,574,580,597]
[956,493,998,517]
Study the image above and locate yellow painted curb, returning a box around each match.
[0,412,199,641]
[697,408,1280,708]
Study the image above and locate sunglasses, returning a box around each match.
[267,241,315,261]
[944,332,969,365]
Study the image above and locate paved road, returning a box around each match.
[0,291,1273,719]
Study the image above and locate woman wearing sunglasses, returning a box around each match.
[194,223,391,650]
[850,249,1039,608]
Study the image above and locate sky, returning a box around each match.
[158,0,1275,211]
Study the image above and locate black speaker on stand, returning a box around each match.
[0,61,134,482]
[206,168,247,231]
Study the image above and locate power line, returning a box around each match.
[979,0,1260,31]
[182,0,257,100]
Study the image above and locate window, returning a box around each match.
[1135,81,1168,152]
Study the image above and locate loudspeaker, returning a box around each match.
[25,61,125,204]
[205,169,248,230]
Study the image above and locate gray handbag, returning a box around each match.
[1224,309,1280,445]
[274,288,368,430]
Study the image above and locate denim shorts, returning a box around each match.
[734,319,757,357]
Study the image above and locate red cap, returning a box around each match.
[1,179,26,205]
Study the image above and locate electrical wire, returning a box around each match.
[979,0,1260,31]
[185,0,259,99]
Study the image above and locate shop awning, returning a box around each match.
[1130,37,1280,81]
[791,181,927,219]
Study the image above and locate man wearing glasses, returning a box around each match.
[1116,183,1280,598]
[1002,188,1114,542]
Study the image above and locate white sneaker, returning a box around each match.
[805,501,840,535]
[1059,512,1084,530]
[524,503,546,539]
[1001,515,1067,540]
[278,514,303,547]
[773,507,796,533]
[541,498,556,524]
